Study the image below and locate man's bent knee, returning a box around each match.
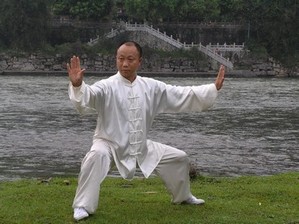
[176,150,189,162]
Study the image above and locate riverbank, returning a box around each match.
[1,69,294,78]
[1,52,298,78]
[0,172,298,223]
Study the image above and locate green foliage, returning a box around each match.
[59,41,98,58]
[152,47,206,60]
[52,0,113,20]
[123,0,221,23]
[218,0,244,22]
[245,41,269,60]
[0,173,298,223]
[124,0,150,22]
[252,0,298,68]
[48,25,80,45]
[178,0,220,22]
[92,39,117,55]
[87,32,133,56]
[0,0,50,51]
[0,0,298,68]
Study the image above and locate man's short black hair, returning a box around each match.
[116,41,143,58]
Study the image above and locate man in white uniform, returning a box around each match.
[67,41,225,221]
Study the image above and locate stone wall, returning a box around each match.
[0,53,211,73]
[0,52,297,77]
[0,54,66,72]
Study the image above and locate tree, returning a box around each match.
[124,0,150,22]
[168,0,220,22]
[52,0,113,20]
[242,0,299,68]
[259,0,298,67]
[0,0,50,51]
[218,0,244,22]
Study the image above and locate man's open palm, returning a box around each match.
[67,56,85,87]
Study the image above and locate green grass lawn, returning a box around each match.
[0,172,298,224]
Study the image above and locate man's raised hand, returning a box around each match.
[67,56,85,87]
[215,65,225,91]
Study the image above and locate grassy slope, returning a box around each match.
[0,172,298,224]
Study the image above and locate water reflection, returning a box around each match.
[0,75,298,181]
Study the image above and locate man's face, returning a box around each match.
[116,44,142,82]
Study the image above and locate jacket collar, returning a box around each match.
[116,71,138,86]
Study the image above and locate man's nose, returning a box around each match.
[123,60,129,66]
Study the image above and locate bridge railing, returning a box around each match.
[126,23,234,68]
[89,22,239,69]
[125,23,183,48]
[183,43,233,68]
[207,43,245,52]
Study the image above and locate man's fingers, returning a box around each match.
[68,56,84,74]
[69,56,77,69]
[215,65,225,90]
[70,56,77,68]
[66,56,84,87]
[218,65,225,77]
[218,65,225,81]
[80,68,86,76]
[75,56,81,69]
[73,56,78,68]
[67,63,71,73]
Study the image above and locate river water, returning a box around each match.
[0,75,298,181]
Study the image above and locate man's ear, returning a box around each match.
[139,57,143,63]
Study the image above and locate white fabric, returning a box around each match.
[72,139,192,213]
[153,141,192,203]
[73,139,112,213]
[69,72,218,180]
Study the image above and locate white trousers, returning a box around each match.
[72,140,192,214]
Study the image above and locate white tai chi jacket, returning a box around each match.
[69,72,218,180]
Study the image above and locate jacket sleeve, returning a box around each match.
[155,81,218,114]
[68,81,105,114]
